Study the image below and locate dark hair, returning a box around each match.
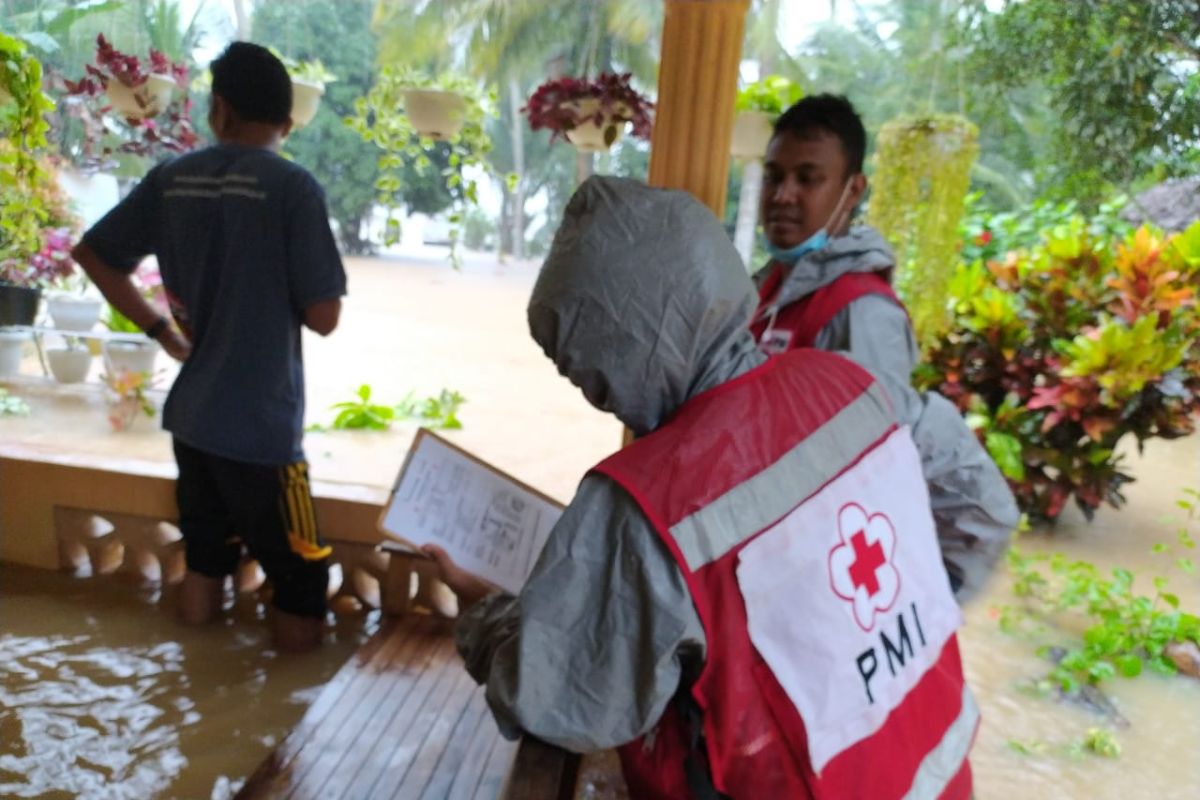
[773,93,866,175]
[210,42,292,125]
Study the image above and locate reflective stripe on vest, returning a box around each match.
[595,350,975,799]
[751,268,901,353]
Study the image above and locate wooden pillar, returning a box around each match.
[647,0,750,216]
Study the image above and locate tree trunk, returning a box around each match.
[232,0,252,40]
[734,159,763,268]
[498,180,514,258]
[575,151,594,185]
[507,75,526,259]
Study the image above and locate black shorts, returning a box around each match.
[173,438,330,618]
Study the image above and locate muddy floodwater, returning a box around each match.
[0,569,372,799]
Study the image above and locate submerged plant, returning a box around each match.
[312,385,465,431]
[997,490,1199,693]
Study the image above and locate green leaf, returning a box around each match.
[1115,654,1142,677]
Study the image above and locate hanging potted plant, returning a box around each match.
[270,52,336,131]
[731,75,802,159]
[523,72,653,153]
[347,67,493,268]
[60,35,197,172]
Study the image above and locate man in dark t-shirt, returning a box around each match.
[72,42,347,653]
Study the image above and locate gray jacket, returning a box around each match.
[753,226,1019,598]
[457,177,765,752]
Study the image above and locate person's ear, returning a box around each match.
[848,172,867,209]
[207,93,227,137]
[281,118,294,139]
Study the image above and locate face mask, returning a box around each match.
[766,179,855,265]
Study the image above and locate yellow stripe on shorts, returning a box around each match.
[281,462,332,561]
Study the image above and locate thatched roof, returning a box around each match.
[1121,176,1200,233]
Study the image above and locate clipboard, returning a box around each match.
[377,428,565,595]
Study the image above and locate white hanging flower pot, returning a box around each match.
[103,337,158,376]
[404,89,467,140]
[105,73,176,120]
[730,110,774,159]
[564,98,627,153]
[46,294,103,332]
[47,346,93,384]
[291,78,325,129]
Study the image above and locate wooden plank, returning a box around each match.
[236,618,413,799]
[472,731,521,800]
[309,632,458,799]
[444,691,509,800]
[421,688,495,800]
[336,635,465,798]
[387,660,484,798]
[287,617,451,799]
[497,738,579,800]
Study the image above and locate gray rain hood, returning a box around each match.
[528,176,759,437]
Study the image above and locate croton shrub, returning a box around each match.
[916,216,1200,523]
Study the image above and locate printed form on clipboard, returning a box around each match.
[378,428,565,595]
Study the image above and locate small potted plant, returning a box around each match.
[347,67,493,267]
[731,75,802,159]
[523,72,653,153]
[39,228,103,332]
[46,336,93,383]
[102,366,157,431]
[100,262,165,373]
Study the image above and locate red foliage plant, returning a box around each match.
[523,72,653,143]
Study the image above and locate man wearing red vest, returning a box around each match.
[427,176,979,798]
[752,94,1018,600]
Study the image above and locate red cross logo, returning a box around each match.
[847,529,886,597]
[829,502,901,632]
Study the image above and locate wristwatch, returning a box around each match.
[144,316,169,341]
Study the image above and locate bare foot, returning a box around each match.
[272,608,324,653]
[178,571,224,625]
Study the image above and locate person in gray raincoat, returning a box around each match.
[749,94,1019,600]
[425,176,980,800]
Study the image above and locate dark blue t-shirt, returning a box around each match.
[84,144,347,465]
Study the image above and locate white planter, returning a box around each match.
[105,73,176,120]
[566,118,627,153]
[403,89,467,140]
[104,338,158,376]
[291,79,325,129]
[46,347,93,384]
[0,329,30,378]
[564,98,628,153]
[47,294,103,332]
[730,110,774,159]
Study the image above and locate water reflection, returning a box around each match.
[0,566,371,799]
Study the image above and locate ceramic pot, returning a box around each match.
[404,89,467,140]
[46,346,93,383]
[105,73,176,119]
[291,78,325,129]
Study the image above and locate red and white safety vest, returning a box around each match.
[750,264,900,355]
[594,349,978,799]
